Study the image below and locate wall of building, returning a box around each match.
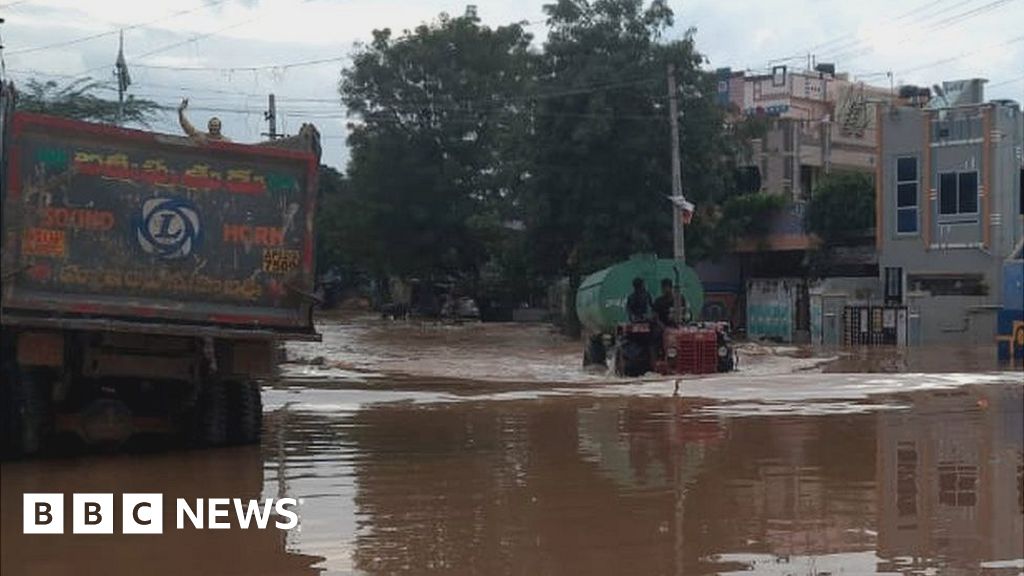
[878,99,1024,345]
[809,277,882,345]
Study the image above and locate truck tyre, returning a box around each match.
[193,382,228,448]
[228,380,262,445]
[1,365,50,459]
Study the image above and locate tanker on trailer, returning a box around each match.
[576,253,735,377]
[0,82,321,457]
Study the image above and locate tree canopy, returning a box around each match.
[324,1,784,316]
[805,171,875,246]
[339,12,535,281]
[15,77,163,126]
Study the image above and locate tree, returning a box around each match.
[523,0,759,273]
[805,171,875,246]
[521,0,754,333]
[15,77,162,126]
[339,12,535,283]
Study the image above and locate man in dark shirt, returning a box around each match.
[653,278,689,326]
[626,278,652,322]
[653,278,675,326]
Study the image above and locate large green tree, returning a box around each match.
[332,3,778,322]
[524,0,757,277]
[339,12,535,282]
[16,77,162,126]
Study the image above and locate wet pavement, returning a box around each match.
[2,317,1022,575]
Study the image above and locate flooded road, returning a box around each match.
[2,318,1022,575]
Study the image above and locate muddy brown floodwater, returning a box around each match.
[2,317,1022,575]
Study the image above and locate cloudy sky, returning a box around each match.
[2,0,1022,168]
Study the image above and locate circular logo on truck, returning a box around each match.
[136,197,201,259]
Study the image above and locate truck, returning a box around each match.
[576,253,736,377]
[0,82,321,457]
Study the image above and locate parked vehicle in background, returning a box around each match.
[0,82,321,457]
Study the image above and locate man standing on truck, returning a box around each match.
[178,98,230,142]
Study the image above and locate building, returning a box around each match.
[876,385,1024,572]
[718,64,891,208]
[876,79,1024,345]
[701,66,892,342]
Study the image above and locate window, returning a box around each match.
[938,462,977,507]
[907,273,988,296]
[885,267,904,305]
[958,172,978,213]
[1018,167,1022,216]
[939,170,978,215]
[896,442,918,517]
[896,157,918,233]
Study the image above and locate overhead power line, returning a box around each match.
[894,34,1024,75]
[6,0,231,56]
[130,54,348,73]
[827,0,1019,63]
[987,74,1024,88]
[768,0,973,64]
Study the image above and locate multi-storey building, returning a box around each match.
[702,66,892,342]
[876,79,1023,345]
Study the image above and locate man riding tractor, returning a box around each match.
[615,278,656,377]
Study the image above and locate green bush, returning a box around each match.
[805,172,874,246]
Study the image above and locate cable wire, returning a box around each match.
[5,0,231,56]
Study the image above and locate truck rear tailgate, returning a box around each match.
[2,112,319,339]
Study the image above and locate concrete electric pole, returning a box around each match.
[667,63,685,263]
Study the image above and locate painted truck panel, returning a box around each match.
[1,112,318,336]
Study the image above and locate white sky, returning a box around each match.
[2,0,1022,168]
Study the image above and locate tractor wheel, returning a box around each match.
[227,380,262,445]
[620,340,649,377]
[583,337,607,367]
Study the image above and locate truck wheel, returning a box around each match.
[193,382,228,448]
[228,380,262,445]
[1,365,50,459]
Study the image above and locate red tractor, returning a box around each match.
[611,321,736,377]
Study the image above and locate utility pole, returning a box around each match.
[0,17,7,83]
[667,63,685,262]
[116,31,124,124]
[114,30,131,127]
[263,93,277,140]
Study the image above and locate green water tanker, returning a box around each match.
[576,254,704,334]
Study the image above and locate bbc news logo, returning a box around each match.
[24,494,299,534]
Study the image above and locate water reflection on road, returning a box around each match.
[4,374,1020,575]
